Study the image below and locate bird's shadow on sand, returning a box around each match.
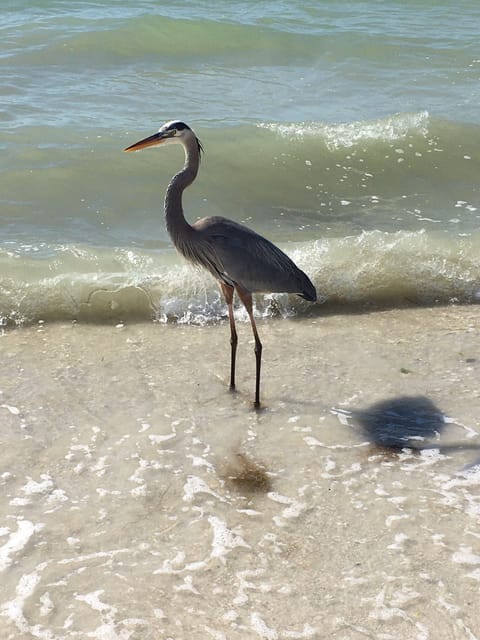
[334,395,480,461]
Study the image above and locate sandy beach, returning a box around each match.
[1,305,479,639]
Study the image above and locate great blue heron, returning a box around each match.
[124,120,316,407]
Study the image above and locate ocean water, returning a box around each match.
[1,0,480,324]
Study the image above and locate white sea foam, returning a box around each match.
[174,574,200,594]
[39,591,54,617]
[148,432,176,443]
[74,590,138,640]
[451,546,480,566]
[208,516,250,560]
[183,475,225,503]
[466,568,480,582]
[58,549,131,565]
[0,563,48,634]
[1,403,20,415]
[21,475,54,495]
[250,612,278,640]
[258,112,430,150]
[387,533,409,551]
[282,624,318,638]
[386,514,410,528]
[0,521,44,572]
[268,492,306,527]
[153,551,186,575]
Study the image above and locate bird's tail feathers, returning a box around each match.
[298,278,317,303]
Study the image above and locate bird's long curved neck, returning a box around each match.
[164,137,200,248]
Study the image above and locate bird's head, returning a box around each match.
[124,120,203,156]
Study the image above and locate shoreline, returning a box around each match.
[1,303,479,419]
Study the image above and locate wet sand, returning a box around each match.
[1,306,479,639]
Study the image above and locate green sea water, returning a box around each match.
[1,1,480,323]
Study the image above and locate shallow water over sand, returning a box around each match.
[1,307,479,639]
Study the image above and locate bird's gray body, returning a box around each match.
[125,119,316,406]
[180,215,316,300]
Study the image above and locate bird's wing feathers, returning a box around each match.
[194,217,312,295]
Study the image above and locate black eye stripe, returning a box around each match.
[168,121,189,131]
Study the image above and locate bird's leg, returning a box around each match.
[236,288,262,408]
[220,282,237,391]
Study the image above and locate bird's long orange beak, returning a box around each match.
[124,130,174,152]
